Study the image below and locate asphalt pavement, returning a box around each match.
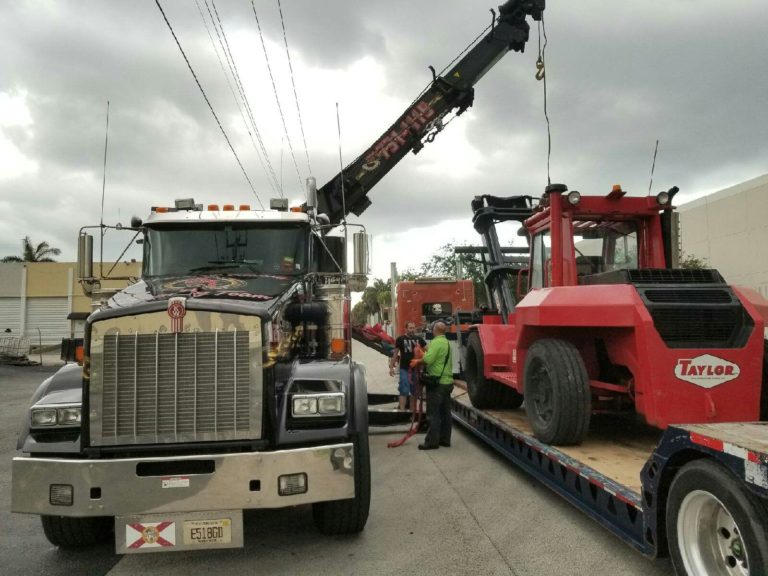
[1,345,675,575]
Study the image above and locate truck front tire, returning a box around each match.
[465,332,523,410]
[523,339,590,445]
[667,459,768,576]
[313,430,371,535]
[41,515,113,548]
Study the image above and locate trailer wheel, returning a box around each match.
[465,332,523,409]
[41,515,113,548]
[313,430,371,535]
[667,459,768,576]
[523,339,590,445]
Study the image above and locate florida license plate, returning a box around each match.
[184,518,232,545]
[116,510,243,553]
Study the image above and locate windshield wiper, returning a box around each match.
[189,261,261,275]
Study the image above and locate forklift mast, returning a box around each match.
[316,0,545,225]
[470,194,534,320]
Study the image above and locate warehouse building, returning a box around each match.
[0,261,140,346]
[678,173,768,298]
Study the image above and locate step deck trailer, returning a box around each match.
[451,392,768,570]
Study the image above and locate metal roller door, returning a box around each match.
[0,298,21,336]
[26,298,70,345]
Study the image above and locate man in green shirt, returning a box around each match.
[415,321,454,450]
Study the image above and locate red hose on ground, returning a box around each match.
[387,371,425,448]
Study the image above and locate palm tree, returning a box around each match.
[2,236,62,262]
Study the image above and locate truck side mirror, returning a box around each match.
[516,268,529,300]
[77,233,94,280]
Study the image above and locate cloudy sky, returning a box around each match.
[1,0,766,279]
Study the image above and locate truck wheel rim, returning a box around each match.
[529,363,554,424]
[677,489,749,576]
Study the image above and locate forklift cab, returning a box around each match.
[525,186,676,291]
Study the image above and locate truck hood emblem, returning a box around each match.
[167,297,187,333]
[674,354,740,388]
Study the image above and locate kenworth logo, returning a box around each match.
[674,354,740,388]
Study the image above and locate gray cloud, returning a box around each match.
[1,0,766,264]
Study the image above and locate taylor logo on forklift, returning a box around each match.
[674,354,740,388]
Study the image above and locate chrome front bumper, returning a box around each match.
[12,443,354,517]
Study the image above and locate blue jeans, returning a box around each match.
[398,368,414,396]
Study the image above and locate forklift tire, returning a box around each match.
[667,459,768,576]
[41,515,113,548]
[465,332,523,409]
[523,339,590,446]
[312,430,371,535]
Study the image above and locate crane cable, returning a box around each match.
[251,0,304,195]
[195,0,281,198]
[154,0,264,208]
[277,0,312,177]
[536,16,552,186]
[206,0,282,199]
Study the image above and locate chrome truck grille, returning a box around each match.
[88,310,263,446]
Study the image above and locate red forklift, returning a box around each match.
[464,185,768,445]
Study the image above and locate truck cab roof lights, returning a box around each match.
[207,204,219,211]
[154,207,170,213]
[290,206,304,213]
[270,198,289,211]
[174,198,198,210]
[239,204,250,211]
[223,204,235,211]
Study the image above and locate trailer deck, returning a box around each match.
[451,383,768,568]
[452,386,660,493]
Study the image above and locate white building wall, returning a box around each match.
[678,173,768,298]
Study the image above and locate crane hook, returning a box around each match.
[535,56,545,81]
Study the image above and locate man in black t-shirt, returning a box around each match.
[389,321,427,410]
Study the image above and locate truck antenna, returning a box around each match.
[648,139,660,196]
[336,102,348,273]
[99,100,110,278]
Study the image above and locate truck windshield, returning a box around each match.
[143,224,309,280]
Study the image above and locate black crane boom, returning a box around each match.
[316,0,545,225]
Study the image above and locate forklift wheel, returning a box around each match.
[465,332,523,410]
[523,339,590,445]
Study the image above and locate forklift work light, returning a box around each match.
[656,191,670,205]
[567,191,581,206]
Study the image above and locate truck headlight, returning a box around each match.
[57,407,82,426]
[292,393,345,417]
[30,405,82,428]
[292,396,318,416]
[30,408,58,427]
[318,394,345,415]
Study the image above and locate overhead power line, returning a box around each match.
[154,0,264,208]
[196,0,282,197]
[251,0,304,194]
[276,0,312,176]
